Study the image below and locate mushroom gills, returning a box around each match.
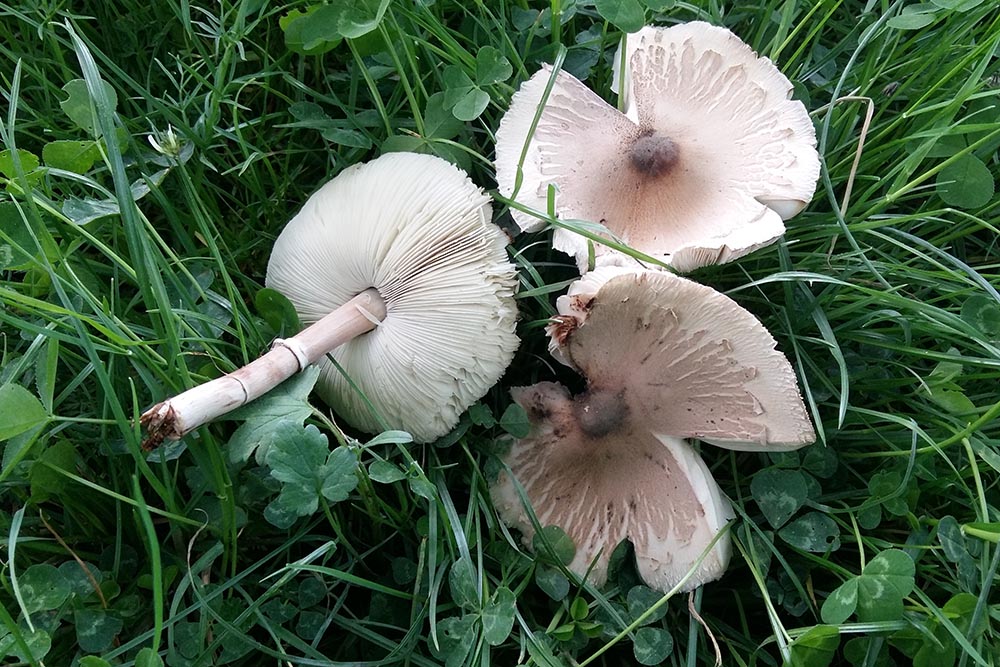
[492,381,734,592]
[493,22,821,272]
[492,267,817,593]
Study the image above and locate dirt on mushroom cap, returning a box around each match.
[494,22,820,273]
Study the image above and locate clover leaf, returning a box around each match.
[821,549,915,624]
[60,79,118,136]
[482,587,516,646]
[752,467,809,529]
[226,365,320,464]
[263,424,359,528]
[0,384,49,442]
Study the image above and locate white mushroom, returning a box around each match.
[492,268,815,592]
[495,22,820,273]
[142,152,519,445]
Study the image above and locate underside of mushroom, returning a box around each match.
[266,153,520,442]
[549,268,816,448]
[142,153,520,446]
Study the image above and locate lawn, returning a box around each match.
[1,0,999,665]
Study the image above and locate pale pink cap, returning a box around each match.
[492,268,815,592]
[495,22,820,273]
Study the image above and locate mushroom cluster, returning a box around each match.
[141,18,819,599]
[495,21,819,273]
[490,22,820,593]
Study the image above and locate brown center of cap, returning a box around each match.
[628,131,680,178]
[574,388,628,438]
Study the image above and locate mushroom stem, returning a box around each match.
[140,288,387,447]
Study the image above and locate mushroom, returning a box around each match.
[142,152,519,446]
[494,21,820,273]
[491,267,815,592]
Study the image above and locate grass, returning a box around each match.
[1,0,999,665]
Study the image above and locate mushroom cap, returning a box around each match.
[546,266,635,366]
[266,152,520,443]
[548,267,815,450]
[492,382,734,592]
[612,23,800,130]
[494,22,820,273]
[491,268,814,592]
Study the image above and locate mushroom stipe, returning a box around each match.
[573,388,629,438]
[140,289,386,448]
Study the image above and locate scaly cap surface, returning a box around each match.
[267,152,520,442]
[495,22,819,273]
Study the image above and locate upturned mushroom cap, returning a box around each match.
[548,267,815,450]
[266,152,519,442]
[492,382,734,591]
[494,21,820,273]
[491,268,815,592]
